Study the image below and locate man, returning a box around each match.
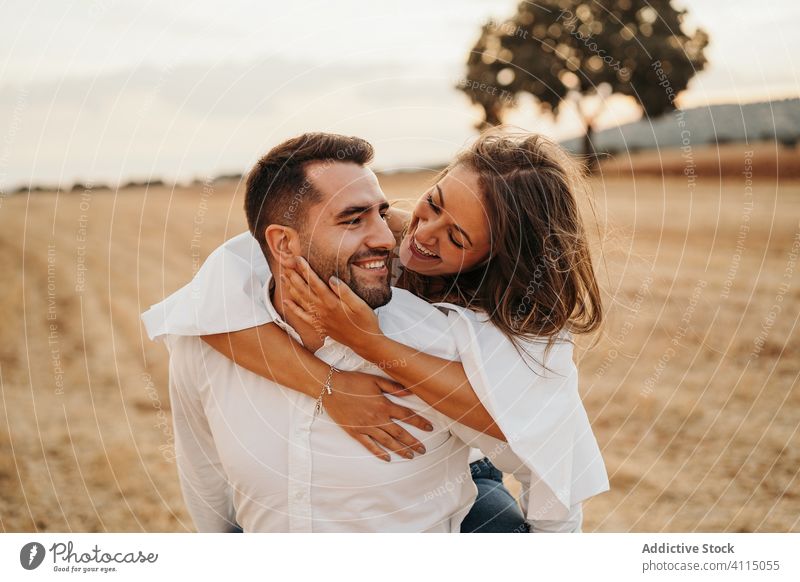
[143,133,583,532]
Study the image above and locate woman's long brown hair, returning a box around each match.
[400,130,603,356]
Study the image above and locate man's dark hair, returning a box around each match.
[244,132,374,257]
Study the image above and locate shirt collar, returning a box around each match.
[261,267,282,321]
[262,264,344,355]
[260,266,304,344]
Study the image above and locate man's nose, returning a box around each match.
[366,214,397,250]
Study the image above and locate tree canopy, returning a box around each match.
[459,0,709,163]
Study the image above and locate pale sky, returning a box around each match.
[0,0,797,189]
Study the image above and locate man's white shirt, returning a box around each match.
[143,232,608,532]
[166,270,524,532]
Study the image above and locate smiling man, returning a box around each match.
[145,133,520,532]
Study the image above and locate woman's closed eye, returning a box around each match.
[427,192,464,249]
[426,192,439,214]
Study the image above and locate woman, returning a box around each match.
[145,130,608,532]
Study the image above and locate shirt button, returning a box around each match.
[295,491,305,501]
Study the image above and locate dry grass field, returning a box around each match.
[0,142,798,532]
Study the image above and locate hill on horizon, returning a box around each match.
[561,97,799,155]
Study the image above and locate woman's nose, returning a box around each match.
[414,220,437,245]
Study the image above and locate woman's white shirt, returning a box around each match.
[433,305,608,523]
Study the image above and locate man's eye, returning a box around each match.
[344,218,362,225]
[380,212,389,221]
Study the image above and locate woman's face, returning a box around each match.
[398,164,491,276]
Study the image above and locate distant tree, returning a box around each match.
[459,0,709,166]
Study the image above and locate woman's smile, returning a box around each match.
[408,235,440,261]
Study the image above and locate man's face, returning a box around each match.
[298,161,396,308]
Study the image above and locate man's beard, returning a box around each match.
[304,244,392,309]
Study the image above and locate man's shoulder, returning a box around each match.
[167,334,240,368]
[165,334,251,395]
[165,335,230,374]
[164,333,200,354]
[375,288,458,360]
[378,287,449,324]
[164,335,206,374]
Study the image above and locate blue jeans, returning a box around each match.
[460,457,529,533]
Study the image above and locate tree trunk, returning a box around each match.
[583,122,598,171]
[478,102,503,130]
[576,94,602,172]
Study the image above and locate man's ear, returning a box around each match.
[264,224,302,268]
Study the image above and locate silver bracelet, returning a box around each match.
[313,365,338,417]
